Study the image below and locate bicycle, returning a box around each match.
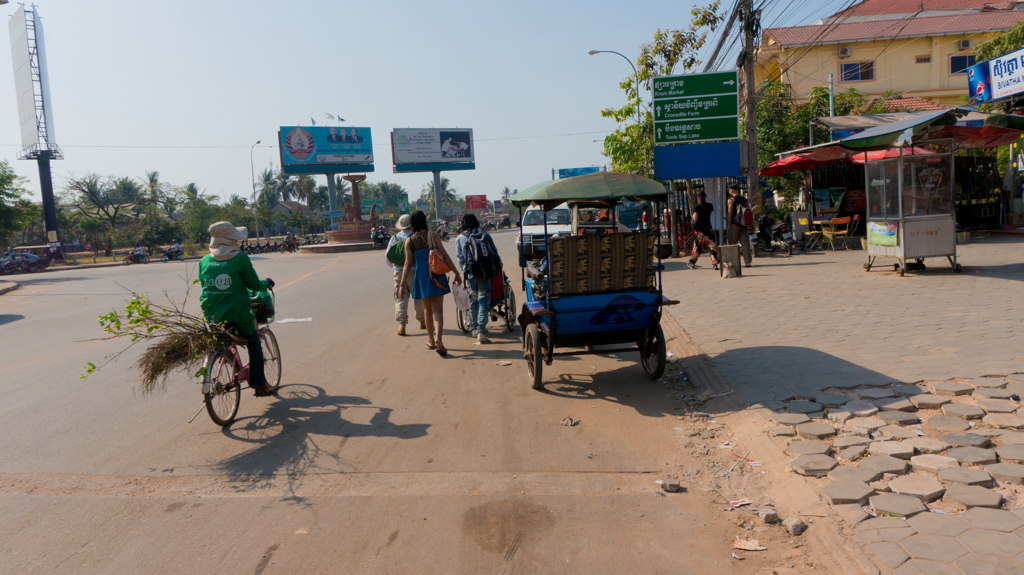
[200,288,282,426]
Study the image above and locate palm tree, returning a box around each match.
[334,176,351,207]
[256,168,279,207]
[500,186,513,201]
[111,177,145,216]
[274,169,294,203]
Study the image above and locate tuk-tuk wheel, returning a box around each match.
[863,263,871,271]
[525,323,544,390]
[640,325,666,380]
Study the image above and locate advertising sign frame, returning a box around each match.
[465,194,487,210]
[278,126,375,175]
[391,128,475,167]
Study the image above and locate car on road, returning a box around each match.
[1,252,47,274]
[516,203,571,265]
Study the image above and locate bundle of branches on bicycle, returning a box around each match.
[84,281,246,394]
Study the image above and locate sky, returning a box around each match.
[0,0,846,205]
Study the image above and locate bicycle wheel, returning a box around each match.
[205,351,240,426]
[504,287,516,332]
[456,307,469,333]
[260,328,282,390]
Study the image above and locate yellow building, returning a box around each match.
[755,0,1024,106]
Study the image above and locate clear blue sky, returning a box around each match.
[0,0,844,204]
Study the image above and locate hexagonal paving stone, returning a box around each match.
[880,411,921,425]
[894,559,962,574]
[828,410,853,423]
[870,441,915,460]
[870,493,928,517]
[1007,382,1024,396]
[939,467,994,487]
[815,394,849,408]
[975,387,1016,400]
[786,400,823,414]
[791,454,838,477]
[928,415,971,432]
[839,445,868,462]
[942,485,1004,510]
[941,433,992,448]
[979,399,1020,414]
[907,512,970,536]
[847,417,887,432]
[942,403,986,420]
[947,446,999,465]
[910,454,959,474]
[983,414,1024,429]
[880,425,919,440]
[888,474,946,502]
[995,444,1024,462]
[996,431,1024,445]
[822,479,875,505]
[905,436,951,455]
[785,439,831,457]
[955,554,1024,575]
[894,384,928,396]
[876,397,917,412]
[861,455,910,475]
[962,507,1024,532]
[845,400,880,417]
[977,429,1008,437]
[933,382,973,397]
[795,422,837,440]
[908,394,950,409]
[829,465,882,483]
[860,388,896,399]
[773,412,811,426]
[972,377,1009,389]
[834,435,871,449]
[866,541,910,569]
[899,533,969,562]
[958,529,1024,557]
[986,462,1024,485]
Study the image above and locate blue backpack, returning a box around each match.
[463,230,502,279]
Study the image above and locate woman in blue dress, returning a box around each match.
[399,211,461,356]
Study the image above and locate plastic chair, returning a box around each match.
[799,218,822,251]
[822,217,852,251]
[849,213,861,236]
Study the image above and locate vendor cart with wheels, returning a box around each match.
[509,172,677,391]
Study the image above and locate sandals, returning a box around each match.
[436,346,448,357]
[253,386,277,397]
[426,343,437,350]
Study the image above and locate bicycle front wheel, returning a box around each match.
[205,351,240,426]
[261,328,282,390]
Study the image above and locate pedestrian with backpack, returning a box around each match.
[727,184,753,268]
[386,214,424,336]
[456,213,502,343]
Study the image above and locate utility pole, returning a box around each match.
[741,0,761,212]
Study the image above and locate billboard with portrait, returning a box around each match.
[391,128,474,164]
[278,126,373,174]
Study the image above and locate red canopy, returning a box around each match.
[848,147,934,164]
[757,154,821,176]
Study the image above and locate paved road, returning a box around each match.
[0,230,747,574]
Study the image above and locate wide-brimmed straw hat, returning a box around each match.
[396,214,412,230]
[208,221,247,241]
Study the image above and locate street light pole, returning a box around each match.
[250,140,261,241]
[589,50,641,125]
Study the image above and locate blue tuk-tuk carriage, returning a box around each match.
[510,172,678,390]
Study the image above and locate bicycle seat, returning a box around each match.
[526,264,545,280]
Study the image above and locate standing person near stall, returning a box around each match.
[688,191,718,270]
[727,184,753,268]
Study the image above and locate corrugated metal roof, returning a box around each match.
[764,10,1024,46]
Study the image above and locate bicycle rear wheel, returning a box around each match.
[504,286,516,332]
[260,328,282,390]
[205,351,240,426]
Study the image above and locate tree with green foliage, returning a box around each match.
[599,2,724,177]
[0,161,30,249]
[977,21,1024,63]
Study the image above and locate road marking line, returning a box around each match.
[275,263,337,292]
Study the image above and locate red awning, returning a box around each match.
[757,154,820,176]
[848,147,935,164]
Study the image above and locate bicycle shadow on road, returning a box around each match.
[214,383,430,501]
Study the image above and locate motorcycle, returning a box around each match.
[372,232,390,249]
[280,239,298,253]
[161,249,186,262]
[123,251,150,265]
[436,228,451,242]
[750,212,793,257]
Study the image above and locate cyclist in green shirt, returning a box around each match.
[199,222,276,396]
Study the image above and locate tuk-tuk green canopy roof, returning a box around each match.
[510,171,667,210]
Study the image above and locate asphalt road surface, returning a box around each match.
[0,230,741,574]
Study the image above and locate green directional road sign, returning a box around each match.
[654,117,738,144]
[652,71,738,99]
[654,94,738,122]
[652,70,738,145]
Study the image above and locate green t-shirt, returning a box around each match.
[198,252,268,335]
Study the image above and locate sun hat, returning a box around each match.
[396,214,412,230]
[208,221,248,241]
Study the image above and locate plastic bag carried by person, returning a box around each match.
[452,284,471,311]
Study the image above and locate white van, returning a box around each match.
[515,203,571,265]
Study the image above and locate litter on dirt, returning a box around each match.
[733,538,766,551]
[731,498,754,507]
[560,417,579,426]
[495,361,513,366]
[717,441,736,449]
[732,553,744,560]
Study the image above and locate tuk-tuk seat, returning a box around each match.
[545,231,655,296]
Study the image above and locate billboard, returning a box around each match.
[416,201,431,212]
[465,194,487,210]
[392,129,474,164]
[558,167,600,179]
[278,126,373,175]
[10,6,59,158]
[493,200,501,212]
[399,194,409,213]
[361,198,383,215]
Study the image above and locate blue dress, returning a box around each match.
[410,232,450,300]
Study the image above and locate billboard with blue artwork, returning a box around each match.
[278,126,374,175]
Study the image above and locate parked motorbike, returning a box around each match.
[161,249,186,262]
[750,212,793,257]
